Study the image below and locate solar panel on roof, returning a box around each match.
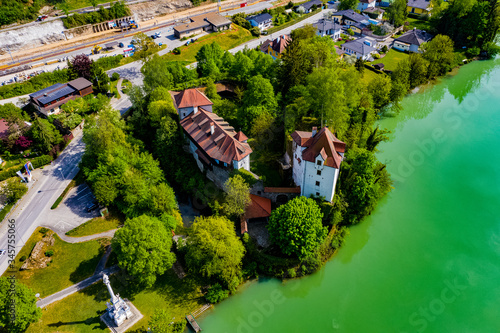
[38,85,76,104]
[29,83,64,98]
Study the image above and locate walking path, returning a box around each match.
[94,245,113,275]
[55,228,118,243]
[37,265,120,308]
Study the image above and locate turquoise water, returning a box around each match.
[199,57,500,333]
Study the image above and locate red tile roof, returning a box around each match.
[292,127,346,169]
[172,88,213,109]
[180,108,252,164]
[234,131,248,142]
[271,35,291,54]
[245,194,272,220]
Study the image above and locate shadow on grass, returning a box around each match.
[69,252,102,284]
[47,312,107,329]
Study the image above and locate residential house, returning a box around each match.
[180,104,252,173]
[291,127,345,202]
[173,13,231,39]
[393,28,433,52]
[331,9,368,26]
[357,0,376,11]
[342,38,377,60]
[313,19,342,39]
[29,77,93,116]
[259,34,291,60]
[363,7,385,20]
[170,88,213,120]
[246,13,273,31]
[295,0,323,13]
[407,0,432,15]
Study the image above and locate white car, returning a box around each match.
[0,250,6,256]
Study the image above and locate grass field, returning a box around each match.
[266,8,321,35]
[59,0,112,11]
[26,270,205,333]
[4,228,106,297]
[405,17,433,32]
[371,48,409,71]
[162,24,254,63]
[66,215,122,237]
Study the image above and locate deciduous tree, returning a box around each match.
[222,174,251,217]
[267,196,326,258]
[422,34,455,78]
[386,0,408,26]
[0,277,42,332]
[112,215,176,287]
[185,216,245,290]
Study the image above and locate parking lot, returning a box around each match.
[41,183,101,235]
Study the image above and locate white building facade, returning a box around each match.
[291,127,345,202]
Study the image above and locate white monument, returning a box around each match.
[103,274,133,326]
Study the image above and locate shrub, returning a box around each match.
[373,53,380,59]
[381,45,388,53]
[39,227,49,234]
[205,283,229,304]
[111,72,120,81]
[347,28,354,36]
[250,26,261,37]
[45,250,54,257]
[465,46,480,58]
[287,268,296,278]
[173,47,181,55]
[242,232,249,244]
[19,255,26,262]
[31,155,53,169]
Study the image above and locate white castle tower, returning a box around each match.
[103,274,133,326]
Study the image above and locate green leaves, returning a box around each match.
[0,277,41,332]
[222,175,251,218]
[267,196,326,259]
[185,216,245,290]
[112,215,176,287]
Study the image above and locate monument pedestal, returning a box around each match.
[100,299,143,333]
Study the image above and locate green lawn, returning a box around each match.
[4,228,106,297]
[266,8,322,35]
[405,17,433,32]
[26,270,205,333]
[370,48,409,71]
[60,0,112,11]
[66,216,122,237]
[162,24,254,63]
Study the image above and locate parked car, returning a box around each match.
[86,202,99,212]
[0,250,6,257]
[118,42,124,48]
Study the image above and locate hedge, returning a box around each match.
[0,155,53,182]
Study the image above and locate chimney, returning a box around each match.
[312,126,317,137]
[210,122,214,135]
[194,106,198,114]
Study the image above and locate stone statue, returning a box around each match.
[103,273,133,326]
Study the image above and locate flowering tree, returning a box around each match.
[15,136,32,150]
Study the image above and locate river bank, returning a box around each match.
[197,53,500,332]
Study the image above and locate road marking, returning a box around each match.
[77,192,92,201]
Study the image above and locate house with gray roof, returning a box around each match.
[29,78,93,116]
[246,13,273,31]
[331,9,369,25]
[313,19,342,39]
[342,39,377,60]
[393,28,433,52]
[295,0,323,13]
[407,0,432,15]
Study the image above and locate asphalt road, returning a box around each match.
[0,133,85,276]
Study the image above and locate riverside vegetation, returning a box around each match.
[2,1,500,330]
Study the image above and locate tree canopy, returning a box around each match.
[0,277,42,332]
[222,174,251,217]
[267,196,326,258]
[112,215,176,287]
[185,216,245,290]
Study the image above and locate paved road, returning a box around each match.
[0,133,85,276]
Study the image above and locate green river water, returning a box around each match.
[199,56,500,333]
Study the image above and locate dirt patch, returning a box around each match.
[129,0,192,21]
[21,231,55,270]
